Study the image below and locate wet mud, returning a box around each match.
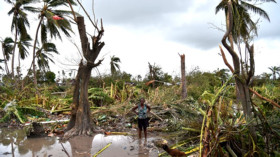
[0,128,161,157]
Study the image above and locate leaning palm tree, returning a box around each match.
[5,0,36,77]
[1,37,14,75]
[214,0,275,153]
[110,55,121,76]
[30,0,75,89]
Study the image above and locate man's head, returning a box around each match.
[140,98,145,104]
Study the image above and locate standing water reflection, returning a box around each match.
[0,128,159,157]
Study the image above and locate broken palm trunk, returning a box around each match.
[179,53,187,99]
[64,16,104,139]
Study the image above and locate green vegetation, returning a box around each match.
[0,0,279,156]
[1,66,279,156]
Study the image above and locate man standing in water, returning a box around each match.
[132,98,151,139]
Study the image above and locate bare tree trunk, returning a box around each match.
[179,54,187,99]
[31,17,43,92]
[64,16,104,139]
[11,28,18,78]
[65,64,93,137]
[235,79,256,141]
[221,1,256,141]
[148,62,155,88]
[66,65,82,131]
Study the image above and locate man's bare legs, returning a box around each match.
[138,128,142,139]
[144,128,147,139]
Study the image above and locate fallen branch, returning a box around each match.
[61,143,70,157]
[51,107,104,113]
[226,143,237,157]
[150,111,163,121]
[249,88,280,109]
[24,119,70,126]
[182,127,201,133]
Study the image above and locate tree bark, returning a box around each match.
[179,54,187,99]
[31,17,43,91]
[65,65,93,137]
[64,16,104,139]
[11,27,18,78]
[221,0,256,141]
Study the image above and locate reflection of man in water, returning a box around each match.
[132,98,151,139]
[138,139,150,157]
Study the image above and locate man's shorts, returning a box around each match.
[138,118,149,130]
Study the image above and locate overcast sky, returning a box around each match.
[0,0,279,79]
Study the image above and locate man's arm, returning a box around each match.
[132,105,138,115]
[146,105,151,113]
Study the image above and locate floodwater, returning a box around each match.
[0,128,160,157]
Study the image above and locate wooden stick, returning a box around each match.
[66,0,77,22]
[61,143,70,157]
[150,111,163,121]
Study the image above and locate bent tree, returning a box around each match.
[64,11,104,138]
[216,0,275,141]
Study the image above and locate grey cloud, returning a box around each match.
[167,23,224,50]
[85,0,194,27]
[257,8,280,40]
[80,0,278,49]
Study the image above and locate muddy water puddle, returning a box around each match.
[0,128,160,157]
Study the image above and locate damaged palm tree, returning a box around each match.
[64,1,104,138]
[215,0,276,141]
[179,53,187,99]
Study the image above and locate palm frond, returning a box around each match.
[17,17,29,39]
[60,26,72,37]
[4,0,13,4]
[112,58,121,63]
[3,37,14,44]
[57,18,72,30]
[35,42,59,70]
[41,23,47,44]
[11,16,17,32]
[23,6,39,13]
[49,0,68,7]
[7,8,15,15]
[2,37,14,60]
[215,0,227,14]
[42,42,58,54]
[114,64,120,71]
[52,10,73,16]
[252,0,276,3]
[18,35,32,59]
[241,1,270,21]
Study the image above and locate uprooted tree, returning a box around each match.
[64,2,104,138]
